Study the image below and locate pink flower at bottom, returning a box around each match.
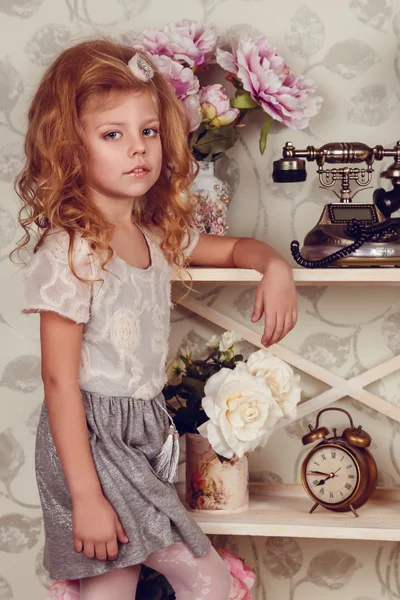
[218,548,256,599]
[47,580,80,600]
[230,576,252,600]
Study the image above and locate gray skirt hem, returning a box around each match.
[45,536,212,581]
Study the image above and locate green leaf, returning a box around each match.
[174,407,202,435]
[182,376,205,398]
[185,364,201,379]
[230,91,259,110]
[259,113,273,155]
[194,126,239,155]
[189,123,206,148]
[195,410,209,430]
[162,384,182,400]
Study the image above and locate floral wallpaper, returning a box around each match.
[1,0,400,598]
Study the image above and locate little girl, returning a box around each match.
[16,39,297,599]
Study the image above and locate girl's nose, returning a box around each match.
[128,135,146,156]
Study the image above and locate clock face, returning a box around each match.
[303,444,359,505]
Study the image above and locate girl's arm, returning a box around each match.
[40,312,128,560]
[188,234,297,347]
[40,312,102,500]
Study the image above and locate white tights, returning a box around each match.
[79,542,232,600]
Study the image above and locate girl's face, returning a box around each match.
[82,90,162,205]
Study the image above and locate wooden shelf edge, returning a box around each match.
[175,483,400,541]
[170,267,400,286]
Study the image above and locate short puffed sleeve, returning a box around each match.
[22,231,94,324]
[182,226,200,257]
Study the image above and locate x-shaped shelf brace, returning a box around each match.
[172,290,400,428]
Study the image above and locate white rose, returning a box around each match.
[245,349,301,419]
[218,331,243,352]
[197,367,284,458]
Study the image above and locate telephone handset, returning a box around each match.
[272,141,400,268]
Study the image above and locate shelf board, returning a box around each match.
[171,268,400,286]
[176,483,400,541]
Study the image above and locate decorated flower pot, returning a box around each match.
[185,433,249,513]
[191,161,231,235]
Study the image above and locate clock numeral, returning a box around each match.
[340,491,344,496]
[345,483,352,490]
[313,462,320,466]
[331,452,336,459]
[330,492,334,499]
[313,480,319,486]
[349,475,355,480]
[319,488,325,495]
[346,464,353,469]
[321,454,326,460]
[341,456,345,462]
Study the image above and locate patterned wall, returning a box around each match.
[0,0,399,598]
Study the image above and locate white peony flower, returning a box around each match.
[179,346,191,358]
[197,367,284,458]
[206,335,220,349]
[241,349,302,419]
[218,331,243,352]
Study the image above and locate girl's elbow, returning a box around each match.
[41,370,78,393]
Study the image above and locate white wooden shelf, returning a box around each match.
[171,267,400,286]
[176,483,400,542]
[171,268,400,541]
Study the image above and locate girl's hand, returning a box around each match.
[72,492,129,561]
[251,259,297,347]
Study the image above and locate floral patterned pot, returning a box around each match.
[185,433,249,513]
[191,160,231,235]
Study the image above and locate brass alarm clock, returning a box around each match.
[300,408,377,517]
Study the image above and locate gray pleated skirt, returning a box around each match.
[35,390,211,580]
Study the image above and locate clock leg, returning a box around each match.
[349,503,359,518]
[310,502,319,514]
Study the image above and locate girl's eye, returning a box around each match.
[142,128,159,137]
[104,131,121,140]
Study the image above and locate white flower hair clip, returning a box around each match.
[128,54,154,82]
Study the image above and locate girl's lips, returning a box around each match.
[124,167,150,178]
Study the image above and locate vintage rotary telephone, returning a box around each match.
[272,141,400,267]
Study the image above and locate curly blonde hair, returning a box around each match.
[12,38,198,277]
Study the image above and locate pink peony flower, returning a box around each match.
[129,19,217,68]
[218,548,256,600]
[47,580,80,600]
[150,55,201,131]
[125,29,169,56]
[199,84,239,128]
[164,19,218,67]
[151,54,199,97]
[182,95,202,132]
[217,37,323,129]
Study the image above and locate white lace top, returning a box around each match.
[23,227,199,400]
